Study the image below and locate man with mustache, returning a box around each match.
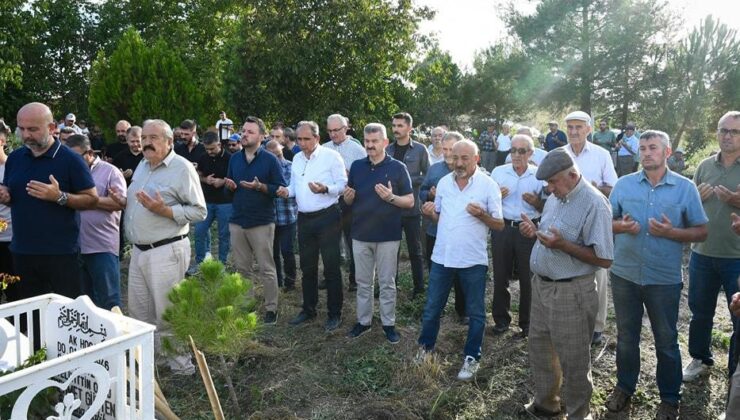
[105,120,131,163]
[0,102,98,300]
[121,119,206,374]
[606,130,707,420]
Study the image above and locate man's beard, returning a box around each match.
[118,135,127,143]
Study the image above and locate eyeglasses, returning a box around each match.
[718,128,740,137]
[327,127,346,134]
[510,147,531,155]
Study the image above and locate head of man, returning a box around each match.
[536,148,579,199]
[717,111,740,156]
[0,119,10,148]
[501,122,512,135]
[625,122,636,138]
[141,119,174,165]
[227,133,242,152]
[202,131,222,157]
[363,123,389,162]
[265,139,284,159]
[173,127,182,142]
[65,113,76,127]
[179,119,197,145]
[564,111,592,146]
[59,127,76,145]
[126,126,142,154]
[66,134,95,167]
[548,121,559,134]
[451,139,480,180]
[599,120,608,132]
[639,130,671,171]
[516,126,533,137]
[219,111,226,121]
[487,123,495,133]
[441,131,464,168]
[269,127,285,145]
[16,102,55,154]
[241,116,267,150]
[283,127,296,145]
[115,120,131,143]
[430,126,446,146]
[326,114,349,144]
[296,121,321,155]
[392,112,413,143]
[510,134,535,170]
[51,122,60,140]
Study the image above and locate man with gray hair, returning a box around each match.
[519,148,613,419]
[323,113,367,291]
[120,118,206,374]
[428,126,447,165]
[343,123,414,343]
[496,122,513,167]
[606,130,707,420]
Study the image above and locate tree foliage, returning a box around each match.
[405,48,463,127]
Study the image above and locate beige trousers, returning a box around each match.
[594,267,609,333]
[229,223,278,312]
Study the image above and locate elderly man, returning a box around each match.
[616,123,640,177]
[490,134,544,338]
[428,126,447,165]
[323,113,367,291]
[343,123,413,343]
[505,127,548,166]
[417,139,504,381]
[387,112,430,298]
[112,126,143,186]
[67,134,127,310]
[684,111,740,383]
[59,112,82,134]
[265,140,298,291]
[495,122,513,167]
[277,121,347,331]
[477,123,497,171]
[224,117,286,324]
[544,120,567,151]
[106,120,131,163]
[560,111,619,345]
[122,119,206,374]
[519,149,613,419]
[0,102,98,300]
[605,130,707,420]
[175,119,206,165]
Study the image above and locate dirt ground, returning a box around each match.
[132,244,734,420]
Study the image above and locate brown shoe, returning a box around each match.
[655,401,679,420]
[605,387,631,412]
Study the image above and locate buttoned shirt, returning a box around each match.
[80,157,127,255]
[477,131,496,152]
[530,177,614,280]
[497,133,512,152]
[505,148,548,166]
[692,152,740,258]
[420,162,452,237]
[490,164,543,221]
[618,135,639,158]
[427,144,445,164]
[321,138,367,171]
[288,145,347,213]
[545,130,567,151]
[592,130,616,150]
[274,158,297,226]
[611,169,707,285]
[124,149,207,244]
[562,142,618,187]
[432,171,503,268]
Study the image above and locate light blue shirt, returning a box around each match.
[618,135,639,158]
[610,169,708,285]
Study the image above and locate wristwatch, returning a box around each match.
[388,195,395,203]
[56,191,69,206]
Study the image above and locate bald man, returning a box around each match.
[106,120,132,162]
[0,102,98,300]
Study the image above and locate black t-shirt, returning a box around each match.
[197,149,232,204]
[393,143,410,162]
[175,142,207,164]
[112,149,144,185]
[106,141,128,161]
[283,147,294,162]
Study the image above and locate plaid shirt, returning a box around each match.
[477,131,496,152]
[274,158,297,226]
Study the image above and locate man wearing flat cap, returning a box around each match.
[519,148,614,420]
[544,120,567,151]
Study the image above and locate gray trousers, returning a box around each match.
[728,361,740,419]
[480,150,497,172]
[353,239,400,326]
[595,267,608,333]
[529,273,598,420]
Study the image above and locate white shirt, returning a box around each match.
[618,135,639,157]
[216,118,233,140]
[497,133,511,151]
[321,139,366,171]
[490,164,543,221]
[562,142,618,187]
[432,171,503,268]
[288,145,348,213]
[505,147,547,166]
[427,144,445,165]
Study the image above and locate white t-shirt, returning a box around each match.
[497,133,511,151]
[216,118,234,140]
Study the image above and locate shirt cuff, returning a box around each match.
[171,204,187,225]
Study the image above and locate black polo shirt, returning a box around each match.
[105,141,128,161]
[112,149,144,185]
[197,149,232,204]
[175,142,207,164]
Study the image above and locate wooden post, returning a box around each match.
[189,335,225,420]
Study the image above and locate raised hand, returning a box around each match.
[421,201,436,217]
[697,182,714,202]
[224,178,237,191]
[500,186,510,199]
[108,186,126,207]
[519,212,537,238]
[731,212,740,235]
[648,213,673,238]
[135,189,168,216]
[276,186,289,198]
[620,213,641,235]
[308,181,327,194]
[466,202,485,217]
[240,176,262,191]
[343,186,356,202]
[374,181,393,201]
[536,225,564,249]
[26,174,61,202]
[715,184,740,207]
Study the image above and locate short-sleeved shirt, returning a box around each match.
[490,164,543,221]
[562,142,618,188]
[322,139,367,171]
[432,171,503,268]
[348,155,413,242]
[197,149,232,204]
[611,169,708,285]
[497,134,512,152]
[112,149,144,185]
[477,132,496,152]
[618,135,639,158]
[545,130,567,151]
[227,148,286,229]
[692,152,740,258]
[79,158,127,255]
[592,130,616,150]
[105,141,128,162]
[530,177,614,280]
[4,140,95,254]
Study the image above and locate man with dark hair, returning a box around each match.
[59,127,76,145]
[175,119,206,164]
[386,112,430,298]
[66,134,127,310]
[194,131,233,268]
[216,111,233,142]
[283,127,300,159]
[265,140,297,291]
[113,126,143,186]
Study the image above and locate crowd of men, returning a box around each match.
[0,102,739,419]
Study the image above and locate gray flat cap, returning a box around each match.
[536,148,575,180]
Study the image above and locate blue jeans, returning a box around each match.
[80,252,121,310]
[418,262,487,360]
[273,222,297,287]
[195,203,233,264]
[688,251,740,373]
[611,273,682,404]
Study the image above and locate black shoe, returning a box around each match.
[513,328,529,339]
[412,288,425,300]
[457,315,469,325]
[325,316,342,332]
[591,331,603,346]
[347,323,372,338]
[383,325,400,344]
[289,311,315,326]
[283,283,296,292]
[318,280,327,290]
[492,324,510,335]
[263,311,278,325]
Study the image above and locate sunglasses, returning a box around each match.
[510,148,531,155]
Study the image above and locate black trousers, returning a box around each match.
[298,205,343,318]
[399,215,425,293]
[425,234,465,317]
[491,226,535,329]
[273,222,297,287]
[495,150,510,167]
[339,198,356,286]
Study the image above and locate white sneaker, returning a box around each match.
[414,347,431,365]
[682,358,709,382]
[457,355,479,381]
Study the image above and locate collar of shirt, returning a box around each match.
[637,168,677,187]
[23,139,63,159]
[713,151,740,166]
[559,176,587,203]
[90,155,102,171]
[145,148,176,170]
[367,154,391,168]
[566,141,593,156]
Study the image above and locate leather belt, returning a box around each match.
[540,275,573,283]
[299,203,338,218]
[134,234,188,251]
[504,217,540,228]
